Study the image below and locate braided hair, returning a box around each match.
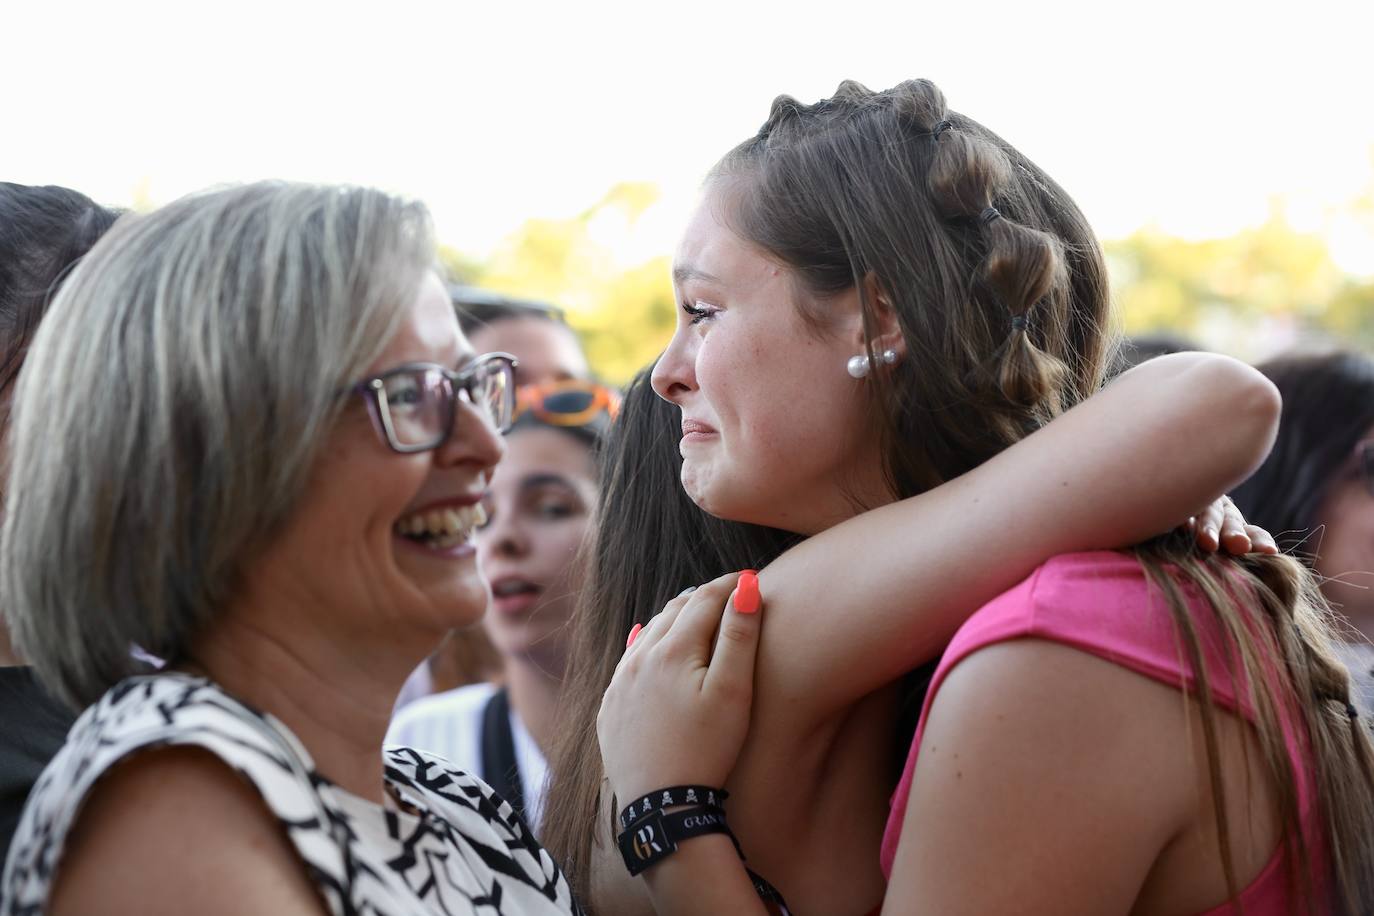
[712,79,1109,498]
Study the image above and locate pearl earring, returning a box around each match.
[846,349,899,379]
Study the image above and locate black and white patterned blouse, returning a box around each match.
[0,673,582,916]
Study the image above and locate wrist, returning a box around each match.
[617,783,736,878]
[619,804,736,876]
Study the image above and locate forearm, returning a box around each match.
[640,836,770,916]
[753,352,1281,714]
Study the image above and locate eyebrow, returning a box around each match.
[521,473,576,491]
[671,264,722,287]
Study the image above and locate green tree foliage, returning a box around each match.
[1107,197,1374,355]
[460,182,676,384]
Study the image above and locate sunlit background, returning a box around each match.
[7,0,1372,381]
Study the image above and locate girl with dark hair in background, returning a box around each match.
[555,80,1374,915]
[1232,349,1374,715]
[0,182,120,864]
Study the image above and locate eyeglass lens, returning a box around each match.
[473,360,513,431]
[380,369,455,448]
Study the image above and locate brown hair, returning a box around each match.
[545,79,1374,909]
[713,79,1114,496]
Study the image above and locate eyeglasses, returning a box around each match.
[1358,441,1374,498]
[514,379,620,428]
[353,352,517,453]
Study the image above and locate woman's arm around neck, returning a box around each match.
[749,352,1281,725]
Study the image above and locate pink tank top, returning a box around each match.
[880,551,1325,914]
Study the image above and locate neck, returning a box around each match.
[504,654,563,756]
[186,592,434,805]
[0,620,21,667]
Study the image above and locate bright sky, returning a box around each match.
[6,0,1373,273]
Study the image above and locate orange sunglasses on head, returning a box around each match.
[513,379,620,428]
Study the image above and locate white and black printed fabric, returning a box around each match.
[0,673,582,916]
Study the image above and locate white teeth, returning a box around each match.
[473,502,487,527]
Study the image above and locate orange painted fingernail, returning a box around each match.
[734,570,760,615]
[626,623,642,647]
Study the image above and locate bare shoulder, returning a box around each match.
[50,745,327,916]
[919,639,1198,812]
[886,639,1260,914]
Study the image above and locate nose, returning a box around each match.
[650,327,697,405]
[434,398,506,479]
[478,499,529,560]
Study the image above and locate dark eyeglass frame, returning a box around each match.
[1358,440,1374,498]
[352,352,518,454]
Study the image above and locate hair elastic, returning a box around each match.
[1010,314,1030,332]
[932,120,952,138]
[1348,703,1360,720]
[980,206,1003,225]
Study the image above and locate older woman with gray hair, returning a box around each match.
[0,183,581,915]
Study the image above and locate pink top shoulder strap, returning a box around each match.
[879,550,1323,915]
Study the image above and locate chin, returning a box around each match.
[681,462,729,517]
[428,580,490,629]
[683,472,765,527]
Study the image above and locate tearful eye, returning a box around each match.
[681,300,721,326]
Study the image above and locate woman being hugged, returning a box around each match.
[550,79,1374,914]
[0,183,580,915]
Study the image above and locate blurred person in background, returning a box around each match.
[457,288,590,388]
[0,182,579,915]
[1232,349,1374,715]
[0,182,119,864]
[389,380,617,833]
[393,290,595,711]
[1107,330,1202,377]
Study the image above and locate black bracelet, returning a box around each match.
[618,785,729,830]
[617,804,737,876]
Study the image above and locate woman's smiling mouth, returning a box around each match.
[394,502,487,554]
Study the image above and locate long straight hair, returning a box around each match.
[541,369,799,881]
[1131,534,1374,911]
